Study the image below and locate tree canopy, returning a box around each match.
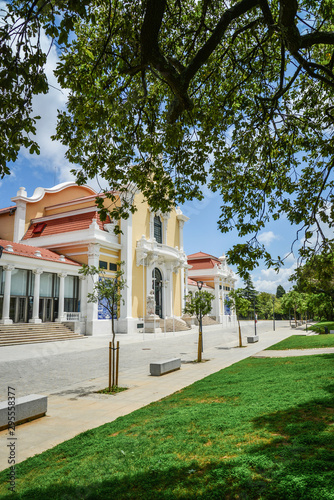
[276,284,286,298]
[1,0,334,275]
[184,290,214,322]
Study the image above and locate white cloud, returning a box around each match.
[253,260,297,293]
[258,230,279,246]
[18,30,73,184]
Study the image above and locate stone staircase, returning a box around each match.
[0,323,86,347]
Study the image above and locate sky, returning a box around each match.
[0,22,304,295]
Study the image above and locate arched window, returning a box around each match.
[154,215,162,243]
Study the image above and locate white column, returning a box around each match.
[141,254,147,318]
[29,268,43,323]
[185,265,189,298]
[180,267,185,315]
[149,209,154,240]
[146,261,152,297]
[214,277,220,322]
[167,265,173,318]
[119,213,136,333]
[0,265,14,324]
[79,275,87,320]
[162,213,170,245]
[56,272,67,322]
[12,187,27,243]
[86,243,100,334]
[178,219,185,250]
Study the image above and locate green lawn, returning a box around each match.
[310,321,334,334]
[266,334,334,350]
[0,355,333,499]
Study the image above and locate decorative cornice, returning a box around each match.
[11,182,96,204]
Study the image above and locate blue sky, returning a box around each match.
[0,24,302,294]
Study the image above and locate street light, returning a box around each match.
[253,296,257,337]
[197,281,204,361]
[272,296,275,331]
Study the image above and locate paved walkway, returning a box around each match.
[253,347,334,357]
[0,322,332,472]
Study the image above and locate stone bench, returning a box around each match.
[150,358,181,376]
[0,394,47,430]
[247,335,259,343]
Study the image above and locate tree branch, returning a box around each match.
[185,0,259,85]
[300,31,334,49]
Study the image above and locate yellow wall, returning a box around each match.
[130,193,183,319]
[46,199,96,216]
[51,245,88,265]
[24,185,95,233]
[99,246,121,276]
[0,214,14,241]
[131,192,150,318]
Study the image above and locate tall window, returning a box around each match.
[154,215,162,243]
[64,275,79,312]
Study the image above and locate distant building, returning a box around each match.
[187,252,237,325]
[0,182,189,335]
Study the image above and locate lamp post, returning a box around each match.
[272,296,275,331]
[253,296,257,337]
[197,281,204,362]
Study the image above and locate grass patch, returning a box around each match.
[96,386,128,395]
[0,355,333,499]
[310,321,334,334]
[266,335,334,350]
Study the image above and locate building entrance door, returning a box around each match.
[153,268,163,318]
[9,297,28,323]
[39,298,55,322]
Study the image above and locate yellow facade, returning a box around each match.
[2,182,188,334]
[0,214,14,241]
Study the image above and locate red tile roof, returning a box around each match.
[187,251,221,270]
[187,251,219,260]
[23,211,111,239]
[0,239,80,265]
[0,206,16,215]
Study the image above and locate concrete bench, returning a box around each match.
[0,394,47,430]
[150,358,181,376]
[247,335,259,343]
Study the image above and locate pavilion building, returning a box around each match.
[187,251,237,325]
[0,182,189,335]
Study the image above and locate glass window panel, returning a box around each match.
[0,267,3,295]
[154,216,162,243]
[64,276,78,298]
[40,272,53,297]
[11,269,28,296]
[54,275,59,298]
[27,271,34,297]
[64,276,74,298]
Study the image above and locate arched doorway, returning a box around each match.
[152,268,163,318]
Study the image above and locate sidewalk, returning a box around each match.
[0,323,316,472]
